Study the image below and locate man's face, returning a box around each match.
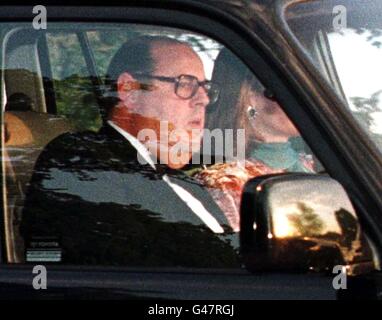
[113,42,210,168]
[141,42,209,135]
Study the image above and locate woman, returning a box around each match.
[194,48,314,231]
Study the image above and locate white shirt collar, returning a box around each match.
[107,120,156,170]
[106,120,224,234]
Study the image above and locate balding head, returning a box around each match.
[106,36,193,84]
[104,36,198,116]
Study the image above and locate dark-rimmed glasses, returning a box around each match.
[135,73,220,104]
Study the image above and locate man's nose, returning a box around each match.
[191,85,210,109]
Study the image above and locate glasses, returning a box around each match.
[135,73,220,104]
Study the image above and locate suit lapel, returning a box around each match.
[102,123,231,232]
[164,170,231,229]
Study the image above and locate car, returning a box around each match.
[0,0,382,300]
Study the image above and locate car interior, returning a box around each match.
[1,23,320,264]
[3,27,79,262]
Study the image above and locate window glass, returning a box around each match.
[46,32,102,131]
[2,22,320,267]
[285,0,382,152]
[87,26,222,79]
[86,29,138,78]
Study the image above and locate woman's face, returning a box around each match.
[246,90,300,143]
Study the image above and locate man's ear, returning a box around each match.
[117,72,141,109]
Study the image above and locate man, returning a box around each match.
[106,36,216,169]
[20,36,239,267]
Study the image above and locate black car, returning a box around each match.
[1,0,382,300]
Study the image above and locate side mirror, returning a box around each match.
[240,174,376,275]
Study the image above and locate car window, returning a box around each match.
[46,32,102,131]
[2,22,322,267]
[285,0,382,153]
[86,26,222,79]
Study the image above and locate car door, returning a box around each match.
[0,1,381,300]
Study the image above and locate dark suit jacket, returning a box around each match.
[20,125,239,267]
